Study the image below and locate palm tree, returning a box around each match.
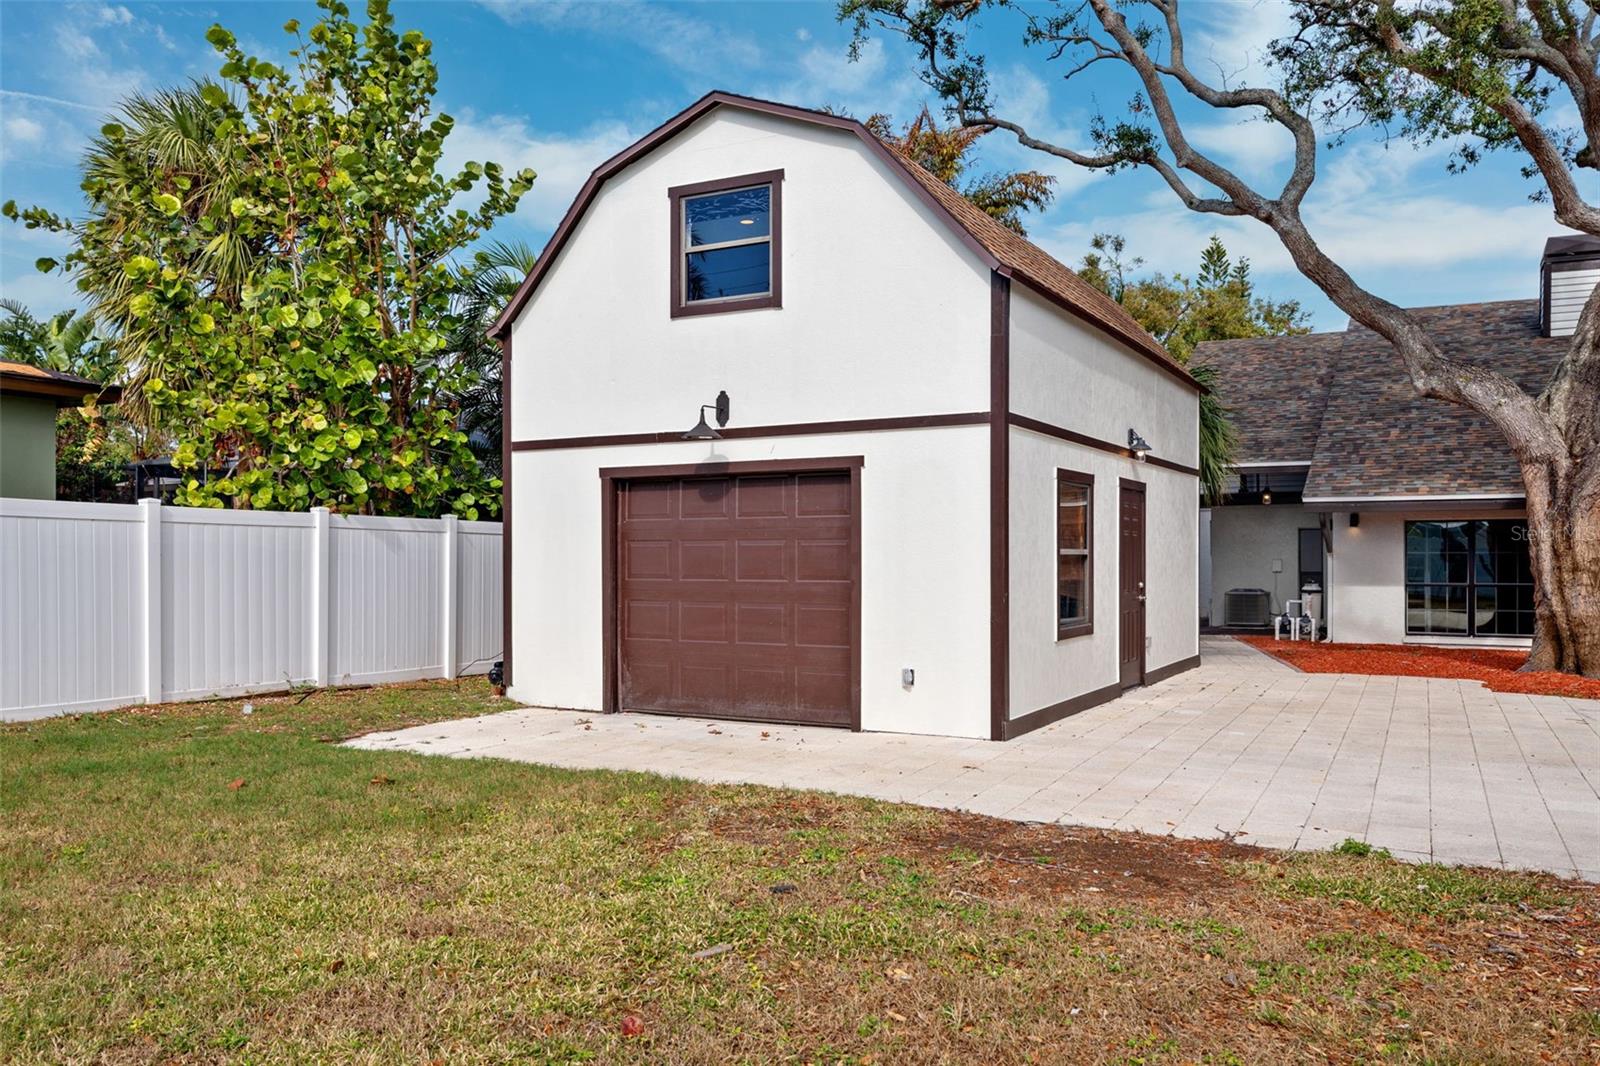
[72,82,246,428]
[448,239,538,474]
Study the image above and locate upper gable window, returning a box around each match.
[669,169,783,318]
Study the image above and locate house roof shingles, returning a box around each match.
[1195,299,1562,501]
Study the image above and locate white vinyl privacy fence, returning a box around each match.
[1,498,502,721]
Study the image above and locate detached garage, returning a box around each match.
[496,92,1201,741]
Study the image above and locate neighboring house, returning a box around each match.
[1196,235,1598,647]
[0,361,118,500]
[492,92,1202,741]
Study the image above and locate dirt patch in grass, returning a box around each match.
[4,681,1599,1064]
[1240,635,1600,698]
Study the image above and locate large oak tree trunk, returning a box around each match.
[1523,450,1600,677]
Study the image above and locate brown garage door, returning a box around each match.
[614,467,858,727]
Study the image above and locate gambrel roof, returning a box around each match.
[491,91,1199,393]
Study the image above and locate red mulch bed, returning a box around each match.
[1239,636,1600,699]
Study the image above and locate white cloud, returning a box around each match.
[442,112,644,232]
[0,268,84,318]
[92,4,134,26]
[1181,0,1298,82]
[755,36,924,119]
[4,116,46,145]
[1186,115,1296,182]
[477,0,762,75]
[1031,139,1559,314]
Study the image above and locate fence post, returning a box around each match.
[310,507,331,688]
[138,498,162,704]
[441,514,459,680]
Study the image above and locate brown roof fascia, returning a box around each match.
[0,370,121,405]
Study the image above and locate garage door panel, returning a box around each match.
[622,659,673,704]
[734,540,789,581]
[624,540,673,580]
[796,671,852,720]
[624,481,675,520]
[735,602,788,645]
[680,481,731,518]
[795,539,852,582]
[735,476,789,517]
[679,541,730,580]
[617,469,856,726]
[679,602,729,642]
[796,474,851,516]
[795,605,850,647]
[623,600,673,640]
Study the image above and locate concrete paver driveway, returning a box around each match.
[352,637,1600,880]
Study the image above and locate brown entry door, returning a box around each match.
[1118,481,1146,688]
[616,471,856,727]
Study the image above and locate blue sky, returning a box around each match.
[0,0,1585,330]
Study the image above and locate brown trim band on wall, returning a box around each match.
[1144,653,1201,686]
[515,412,988,452]
[989,270,1011,743]
[598,456,865,731]
[1003,655,1201,740]
[1009,412,1201,478]
[1004,680,1122,740]
[668,168,784,318]
[499,333,513,689]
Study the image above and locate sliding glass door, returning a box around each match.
[1404,519,1534,638]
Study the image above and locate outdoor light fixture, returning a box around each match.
[1262,489,1273,506]
[1350,512,1361,528]
[1127,428,1152,462]
[683,390,731,440]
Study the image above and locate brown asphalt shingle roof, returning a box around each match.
[1194,300,1562,500]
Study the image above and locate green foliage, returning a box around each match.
[1273,0,1580,181]
[1078,234,1310,362]
[0,300,120,386]
[864,107,1055,234]
[1078,234,1307,503]
[8,0,534,517]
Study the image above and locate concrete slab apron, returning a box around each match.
[350,637,1600,881]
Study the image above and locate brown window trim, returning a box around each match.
[1057,468,1094,640]
[668,168,783,318]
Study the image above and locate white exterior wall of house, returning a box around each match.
[509,428,993,737]
[1324,506,1531,647]
[507,108,990,442]
[506,108,996,737]
[1207,502,1317,622]
[1006,287,1200,721]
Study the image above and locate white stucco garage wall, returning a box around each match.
[1003,280,1200,719]
[508,426,992,738]
[1008,286,1200,471]
[508,107,991,444]
[1008,430,1198,718]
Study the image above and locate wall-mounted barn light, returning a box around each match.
[1127,428,1152,462]
[682,390,731,440]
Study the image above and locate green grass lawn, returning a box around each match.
[3,681,1597,1064]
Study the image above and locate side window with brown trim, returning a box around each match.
[1058,470,1093,638]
